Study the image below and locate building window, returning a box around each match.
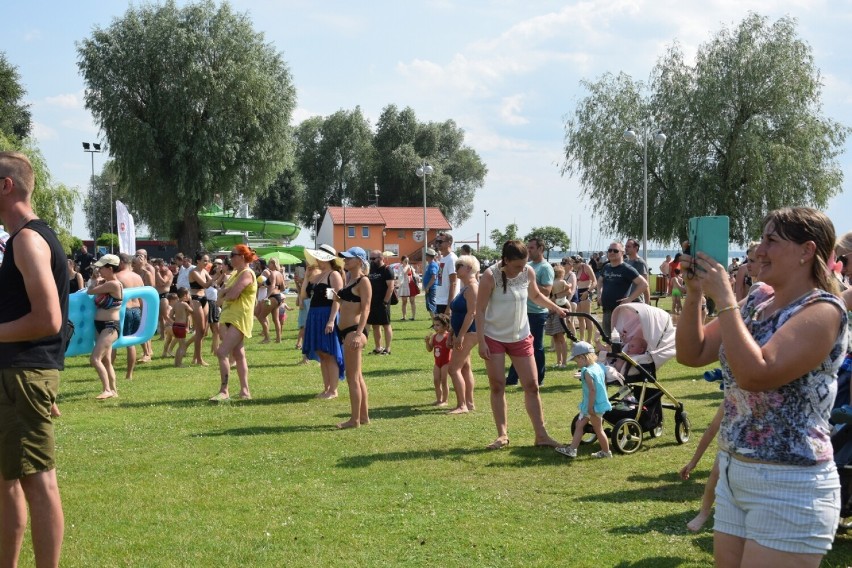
[397,229,406,239]
[348,226,355,238]
[361,226,370,238]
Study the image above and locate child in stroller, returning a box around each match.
[555,342,613,459]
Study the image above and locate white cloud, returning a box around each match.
[290,107,321,126]
[23,29,42,42]
[31,122,58,142]
[43,93,81,110]
[59,116,99,135]
[500,95,528,125]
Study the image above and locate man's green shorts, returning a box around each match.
[0,369,59,480]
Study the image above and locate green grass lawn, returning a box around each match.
[37,296,852,567]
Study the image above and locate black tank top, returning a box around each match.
[0,220,69,370]
[309,273,334,307]
[337,276,363,303]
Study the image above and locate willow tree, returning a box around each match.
[77,0,296,252]
[0,134,78,251]
[562,13,847,245]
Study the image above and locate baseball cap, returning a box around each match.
[425,247,437,257]
[94,254,120,268]
[570,341,595,359]
[338,247,368,263]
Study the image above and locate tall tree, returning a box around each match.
[251,166,305,223]
[562,14,847,245]
[83,160,126,241]
[489,223,519,248]
[372,105,487,227]
[0,53,31,141]
[294,108,375,228]
[77,0,297,253]
[524,226,570,259]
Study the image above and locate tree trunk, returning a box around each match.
[177,206,201,255]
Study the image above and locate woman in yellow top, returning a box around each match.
[210,245,258,401]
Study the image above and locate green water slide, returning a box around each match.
[201,208,301,249]
[201,215,301,240]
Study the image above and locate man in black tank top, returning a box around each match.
[0,151,66,566]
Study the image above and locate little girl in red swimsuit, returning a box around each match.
[425,313,453,407]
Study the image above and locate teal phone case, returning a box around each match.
[688,216,729,268]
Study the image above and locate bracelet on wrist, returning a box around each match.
[716,305,739,316]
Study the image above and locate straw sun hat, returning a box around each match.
[304,244,343,268]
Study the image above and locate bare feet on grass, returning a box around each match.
[337,419,360,429]
[50,403,61,418]
[534,436,561,448]
[447,406,469,415]
[432,400,448,407]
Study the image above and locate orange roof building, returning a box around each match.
[315,207,452,265]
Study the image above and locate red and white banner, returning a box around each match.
[116,200,136,254]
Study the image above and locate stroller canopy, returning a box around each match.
[611,303,676,369]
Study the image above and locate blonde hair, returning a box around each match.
[456,254,480,274]
[0,151,34,197]
[573,352,598,367]
[553,265,565,278]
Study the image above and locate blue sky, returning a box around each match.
[5,0,851,251]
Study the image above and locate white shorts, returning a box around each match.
[714,451,840,554]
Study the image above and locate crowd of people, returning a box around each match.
[2,150,851,565]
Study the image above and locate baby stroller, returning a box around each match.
[562,303,691,454]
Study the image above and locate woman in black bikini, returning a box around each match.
[260,258,286,343]
[189,253,213,366]
[88,254,123,400]
[334,247,372,428]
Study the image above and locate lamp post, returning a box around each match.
[108,182,116,253]
[483,209,489,250]
[82,142,102,182]
[415,161,433,265]
[82,142,102,241]
[623,126,666,261]
[312,212,320,249]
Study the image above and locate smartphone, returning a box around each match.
[688,216,729,268]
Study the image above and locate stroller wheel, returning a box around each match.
[611,419,643,454]
[675,412,691,444]
[571,414,598,445]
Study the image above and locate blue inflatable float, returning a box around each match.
[65,286,160,357]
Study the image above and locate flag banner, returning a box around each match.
[116,200,136,254]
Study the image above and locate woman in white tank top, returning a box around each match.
[475,240,571,450]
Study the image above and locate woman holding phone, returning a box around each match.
[676,207,847,567]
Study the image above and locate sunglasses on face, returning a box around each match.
[607,248,621,254]
[455,263,466,270]
[434,240,444,244]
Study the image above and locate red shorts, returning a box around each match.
[172,322,187,339]
[484,334,534,357]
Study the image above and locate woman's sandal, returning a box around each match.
[486,437,510,450]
